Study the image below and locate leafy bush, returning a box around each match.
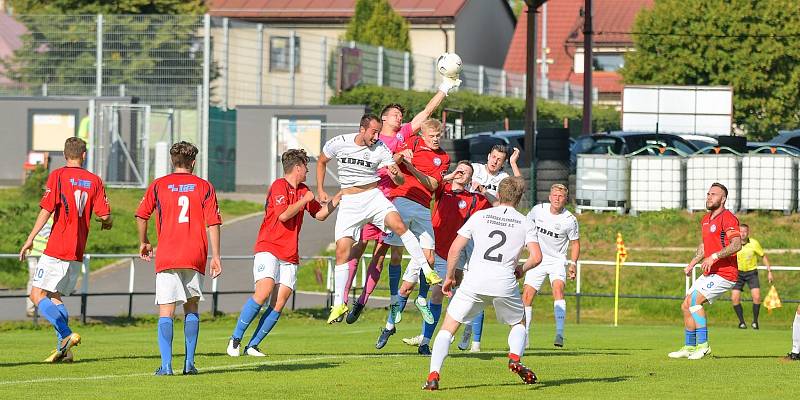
[21,165,48,201]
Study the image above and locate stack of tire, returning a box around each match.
[535,128,570,203]
[440,138,470,165]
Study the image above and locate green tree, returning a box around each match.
[344,0,411,52]
[621,0,800,139]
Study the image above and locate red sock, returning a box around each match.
[508,353,520,362]
[427,371,440,381]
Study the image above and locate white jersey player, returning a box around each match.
[316,114,435,324]
[470,145,521,203]
[423,176,543,391]
[523,183,580,348]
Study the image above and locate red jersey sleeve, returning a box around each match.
[722,211,741,240]
[269,180,290,218]
[92,178,111,217]
[202,182,222,226]
[475,193,492,210]
[39,170,59,212]
[135,182,157,220]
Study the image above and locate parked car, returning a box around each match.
[465,130,526,164]
[679,134,718,150]
[771,129,800,148]
[747,142,800,155]
[570,132,700,171]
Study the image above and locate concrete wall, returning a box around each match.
[0,96,131,185]
[235,105,365,193]
[454,0,516,69]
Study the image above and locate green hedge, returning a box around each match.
[328,85,621,134]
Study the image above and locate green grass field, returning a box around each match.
[1,308,799,399]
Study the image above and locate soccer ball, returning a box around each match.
[436,53,462,78]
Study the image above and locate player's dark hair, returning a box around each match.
[282,149,309,173]
[457,160,474,173]
[490,144,509,157]
[170,141,198,169]
[711,182,728,197]
[498,176,525,206]
[740,223,749,229]
[380,103,406,118]
[360,114,381,129]
[64,137,87,160]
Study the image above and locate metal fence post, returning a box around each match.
[256,23,264,105]
[212,276,219,317]
[321,37,328,104]
[128,258,135,318]
[41,83,47,96]
[96,14,103,97]
[81,255,90,324]
[403,51,410,90]
[564,82,570,104]
[289,31,296,105]
[201,14,211,180]
[478,65,484,94]
[576,261,582,324]
[501,70,507,97]
[377,46,384,86]
[222,17,229,110]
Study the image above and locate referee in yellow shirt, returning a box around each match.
[732,224,773,330]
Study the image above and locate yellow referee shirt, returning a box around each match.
[737,238,764,272]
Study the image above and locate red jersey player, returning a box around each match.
[669,182,742,360]
[19,137,112,363]
[136,141,222,376]
[227,149,340,357]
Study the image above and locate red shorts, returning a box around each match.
[361,223,386,242]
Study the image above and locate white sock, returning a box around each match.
[554,299,566,336]
[792,313,800,353]
[333,264,349,306]
[524,306,532,335]
[430,330,453,374]
[508,324,527,358]
[399,231,434,275]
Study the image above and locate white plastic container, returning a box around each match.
[741,154,797,213]
[576,155,629,212]
[630,156,685,212]
[686,155,741,211]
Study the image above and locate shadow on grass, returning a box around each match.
[199,361,340,375]
[441,376,631,391]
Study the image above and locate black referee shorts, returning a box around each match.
[733,270,760,291]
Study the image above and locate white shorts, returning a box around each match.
[432,252,468,280]
[446,287,525,325]
[335,188,398,242]
[523,260,567,291]
[383,197,435,250]
[253,251,298,290]
[31,254,81,295]
[688,274,735,304]
[155,269,204,305]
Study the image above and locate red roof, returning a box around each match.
[208,0,467,20]
[567,0,653,46]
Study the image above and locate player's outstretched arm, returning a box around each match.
[387,164,405,186]
[402,159,438,192]
[509,148,522,177]
[19,208,53,261]
[135,216,153,261]
[410,91,446,134]
[316,153,331,203]
[280,191,315,222]
[520,242,543,275]
[443,235,469,296]
[314,191,342,221]
[208,224,222,278]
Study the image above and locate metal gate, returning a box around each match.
[93,103,151,188]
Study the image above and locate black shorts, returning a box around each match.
[733,270,760,291]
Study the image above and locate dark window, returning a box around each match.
[270,36,300,72]
[593,53,624,72]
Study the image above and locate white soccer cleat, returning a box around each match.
[688,343,711,360]
[667,345,696,359]
[227,338,241,357]
[469,341,481,353]
[245,346,267,357]
[458,325,473,351]
[402,334,424,346]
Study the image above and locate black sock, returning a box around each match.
[733,304,745,324]
[753,303,761,324]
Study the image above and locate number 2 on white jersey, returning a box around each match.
[73,190,88,217]
[178,195,189,223]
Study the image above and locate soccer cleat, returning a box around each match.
[43,349,61,363]
[154,367,174,376]
[422,372,440,391]
[508,359,538,384]
[784,352,800,361]
[668,345,696,359]
[389,302,403,324]
[458,325,473,351]
[424,270,443,286]
[45,333,81,363]
[327,303,349,324]
[470,342,481,352]
[62,350,74,363]
[554,334,564,348]
[751,322,759,330]
[183,365,199,375]
[738,322,747,329]
[688,343,711,360]
[227,337,241,357]
[418,344,432,355]
[346,302,365,324]
[375,327,396,349]
[245,346,267,357]
[402,334,424,346]
[415,297,435,324]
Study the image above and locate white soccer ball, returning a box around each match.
[436,53,462,78]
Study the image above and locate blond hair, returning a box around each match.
[420,118,443,134]
[498,176,525,206]
[550,183,569,196]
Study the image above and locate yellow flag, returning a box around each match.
[616,232,628,264]
[764,285,782,313]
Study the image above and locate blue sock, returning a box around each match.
[388,264,401,296]
[422,303,443,341]
[232,298,262,340]
[184,313,199,370]
[417,276,430,299]
[685,329,696,346]
[472,311,485,342]
[37,298,72,339]
[554,300,566,336]
[388,295,409,324]
[158,317,174,372]
[247,308,281,348]
[696,327,708,344]
[56,304,68,346]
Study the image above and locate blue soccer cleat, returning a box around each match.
[375,327,396,349]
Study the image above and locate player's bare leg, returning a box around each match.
[32,288,79,363]
[552,279,566,347]
[521,284,538,348]
[182,298,200,374]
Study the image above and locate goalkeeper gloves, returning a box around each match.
[438,76,462,96]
